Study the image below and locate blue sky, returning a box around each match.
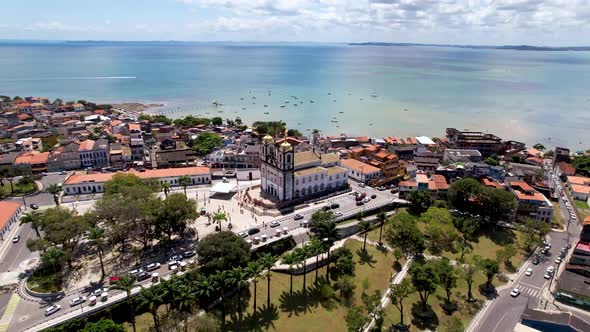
[1,0,589,45]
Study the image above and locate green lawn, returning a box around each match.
[26,267,63,293]
[0,181,37,196]
[574,200,589,209]
[381,271,495,331]
[219,239,398,332]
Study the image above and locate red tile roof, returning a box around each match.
[557,162,576,175]
[341,158,380,174]
[64,167,211,185]
[0,201,21,231]
[399,180,417,187]
[128,123,141,132]
[14,151,49,165]
[431,174,448,190]
[78,140,95,151]
[482,178,504,189]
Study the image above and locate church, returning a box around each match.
[260,135,348,203]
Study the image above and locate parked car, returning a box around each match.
[12,235,20,243]
[146,263,161,271]
[322,205,331,211]
[91,287,109,297]
[334,211,343,217]
[130,268,144,276]
[510,286,521,297]
[69,296,87,307]
[356,201,364,206]
[371,194,377,199]
[136,271,150,281]
[183,250,196,258]
[29,203,39,210]
[248,228,260,235]
[358,183,366,188]
[390,188,399,194]
[544,272,553,279]
[45,304,61,316]
[293,214,304,220]
[555,257,562,264]
[330,203,340,209]
[270,221,281,228]
[169,255,183,262]
[237,231,248,238]
[363,197,371,203]
[525,268,533,276]
[532,257,540,265]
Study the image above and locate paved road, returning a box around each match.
[0,223,36,274]
[7,172,69,208]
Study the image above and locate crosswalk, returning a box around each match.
[0,293,20,332]
[518,284,541,298]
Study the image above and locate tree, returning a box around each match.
[197,231,250,275]
[245,261,263,315]
[478,187,516,223]
[389,278,414,327]
[212,212,226,231]
[477,258,499,289]
[41,246,66,273]
[410,261,439,312]
[313,219,340,244]
[41,207,89,266]
[80,319,125,332]
[88,226,107,277]
[335,276,356,304]
[185,312,221,332]
[178,175,191,196]
[329,247,355,280]
[20,211,43,238]
[211,117,223,126]
[260,253,277,307]
[447,178,482,213]
[282,253,298,295]
[113,274,138,332]
[45,183,62,206]
[484,156,500,166]
[358,220,372,251]
[103,173,158,196]
[212,270,230,327]
[461,263,478,301]
[496,243,517,266]
[376,212,387,244]
[435,258,457,306]
[441,317,464,332]
[155,193,197,240]
[422,207,459,254]
[192,132,222,156]
[345,305,368,332]
[309,238,325,286]
[384,213,425,258]
[175,284,197,331]
[253,121,287,136]
[228,266,249,326]
[287,129,302,137]
[533,143,545,151]
[161,182,170,198]
[138,286,163,332]
[294,246,311,292]
[523,219,551,252]
[407,190,433,215]
[310,210,336,227]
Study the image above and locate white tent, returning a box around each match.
[210,182,238,194]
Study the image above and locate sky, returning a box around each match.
[1,0,589,45]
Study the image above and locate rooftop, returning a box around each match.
[64,166,211,185]
[415,136,436,145]
[320,153,340,165]
[0,201,21,231]
[568,175,590,186]
[294,151,320,167]
[294,166,326,177]
[341,158,380,174]
[326,166,347,176]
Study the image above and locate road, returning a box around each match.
[0,223,36,274]
[471,163,583,332]
[7,180,402,331]
[7,172,69,208]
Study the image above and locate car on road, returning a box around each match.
[12,235,20,243]
[293,214,304,220]
[334,211,343,217]
[136,271,150,281]
[248,228,260,235]
[237,231,248,238]
[525,267,533,276]
[377,186,386,191]
[60,170,68,175]
[532,257,540,265]
[541,248,549,255]
[390,188,399,194]
[30,203,39,210]
[322,205,331,211]
[547,266,555,273]
[330,203,340,209]
[146,263,161,271]
[371,194,377,199]
[270,221,281,228]
[69,296,87,307]
[91,287,109,296]
[183,250,196,258]
[45,304,61,316]
[510,286,521,297]
[363,197,371,203]
[567,243,572,249]
[358,183,366,188]
[544,271,553,279]
[555,257,562,264]
[356,201,364,206]
[170,254,183,262]
[130,268,144,276]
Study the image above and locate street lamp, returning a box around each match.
[323,237,330,282]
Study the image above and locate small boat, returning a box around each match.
[252,96,256,99]
[264,104,268,107]
[294,104,298,106]
[310,100,315,103]
[242,108,246,110]
[360,98,363,100]
[369,123,373,126]
[285,101,290,103]
[252,102,256,104]
[264,112,269,114]
[297,122,302,125]
[339,111,344,114]
[280,105,286,108]
[217,111,223,113]
[328,92,332,95]
[240,97,244,100]
[333,100,336,102]
[371,93,377,97]
[330,120,338,123]
[403,109,408,112]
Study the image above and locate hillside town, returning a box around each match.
[1,95,590,332]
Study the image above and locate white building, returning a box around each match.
[0,201,22,241]
[260,135,347,202]
[341,158,381,183]
[63,166,211,195]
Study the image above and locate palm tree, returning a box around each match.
[178,175,191,196]
[228,266,249,327]
[213,212,226,231]
[175,284,197,332]
[213,270,230,327]
[41,246,65,273]
[87,226,106,277]
[45,183,62,206]
[309,238,324,287]
[359,220,372,251]
[159,278,178,313]
[20,211,43,238]
[245,261,263,314]
[259,253,277,307]
[281,253,297,295]
[376,211,387,244]
[195,275,216,300]
[314,220,340,244]
[161,182,170,198]
[294,246,310,292]
[113,274,138,332]
[138,286,163,332]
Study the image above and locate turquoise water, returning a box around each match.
[0,41,589,149]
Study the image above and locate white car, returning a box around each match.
[510,286,521,297]
[544,272,553,279]
[547,266,555,273]
[555,257,562,264]
[363,197,371,203]
[12,235,20,243]
[130,268,144,276]
[358,183,366,188]
[91,287,108,297]
[334,211,343,217]
[45,304,61,316]
[525,267,533,276]
[237,231,248,238]
[270,221,281,228]
[146,263,161,271]
[69,296,87,307]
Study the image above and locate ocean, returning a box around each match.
[0,41,589,149]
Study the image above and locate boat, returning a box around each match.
[252,96,256,99]
[294,104,298,106]
[339,111,344,114]
[264,105,268,107]
[403,109,408,112]
[212,100,223,106]
[264,112,269,114]
[333,100,336,102]
[285,101,290,103]
[242,108,246,110]
[371,93,377,97]
[328,92,332,95]
[330,120,338,123]
[240,97,244,100]
[310,100,315,103]
[280,105,286,108]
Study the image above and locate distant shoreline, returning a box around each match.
[348,42,590,52]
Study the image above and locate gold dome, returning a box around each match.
[280,141,292,151]
[262,134,273,144]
